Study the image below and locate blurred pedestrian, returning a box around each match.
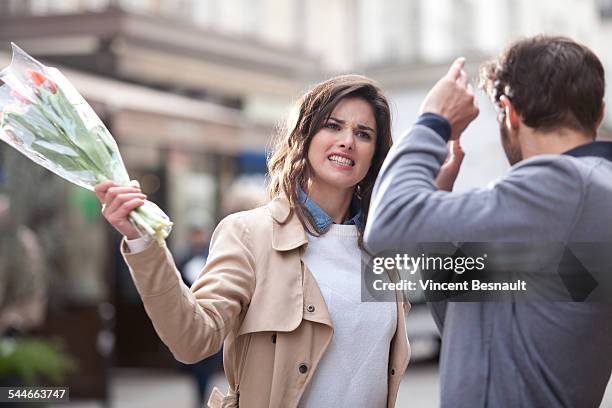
[365,36,612,407]
[0,193,46,336]
[94,75,462,407]
[176,217,223,407]
[177,218,212,287]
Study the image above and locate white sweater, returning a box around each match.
[126,225,397,407]
[299,224,396,408]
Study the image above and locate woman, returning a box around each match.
[95,75,463,407]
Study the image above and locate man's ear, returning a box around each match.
[596,100,605,129]
[499,95,519,130]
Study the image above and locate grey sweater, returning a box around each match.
[364,125,612,408]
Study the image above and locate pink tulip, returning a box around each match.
[10,90,30,104]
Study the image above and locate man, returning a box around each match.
[177,217,212,287]
[364,36,612,407]
[0,193,46,335]
[175,216,222,408]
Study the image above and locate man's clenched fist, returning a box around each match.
[420,57,480,140]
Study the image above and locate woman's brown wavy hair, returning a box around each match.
[267,74,393,248]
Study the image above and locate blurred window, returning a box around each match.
[29,0,109,15]
[193,0,217,28]
[237,151,267,175]
[452,0,475,54]
[601,0,612,19]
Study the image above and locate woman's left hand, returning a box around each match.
[436,140,465,191]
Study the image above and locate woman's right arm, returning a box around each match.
[95,181,256,363]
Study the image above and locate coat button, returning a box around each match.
[306,304,315,313]
[298,363,309,374]
[390,368,396,376]
[271,333,277,344]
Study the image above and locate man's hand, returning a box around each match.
[420,57,479,140]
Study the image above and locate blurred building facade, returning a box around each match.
[359,0,612,190]
[0,0,321,399]
[1,0,612,401]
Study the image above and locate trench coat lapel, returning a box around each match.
[238,197,334,335]
[268,197,308,251]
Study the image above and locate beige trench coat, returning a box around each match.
[121,197,410,408]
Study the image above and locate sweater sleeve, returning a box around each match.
[125,236,152,253]
[364,125,584,250]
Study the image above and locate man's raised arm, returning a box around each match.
[364,58,581,252]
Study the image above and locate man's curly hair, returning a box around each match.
[479,35,605,136]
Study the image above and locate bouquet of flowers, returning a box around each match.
[0,43,172,243]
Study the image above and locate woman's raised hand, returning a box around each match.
[94,180,147,240]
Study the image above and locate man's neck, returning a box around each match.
[519,127,595,159]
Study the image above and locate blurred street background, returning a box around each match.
[0,0,611,406]
[47,361,612,408]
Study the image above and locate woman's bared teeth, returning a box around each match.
[328,155,354,166]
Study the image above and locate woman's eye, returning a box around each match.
[357,131,372,140]
[324,123,340,130]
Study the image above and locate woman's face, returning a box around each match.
[307,97,377,194]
